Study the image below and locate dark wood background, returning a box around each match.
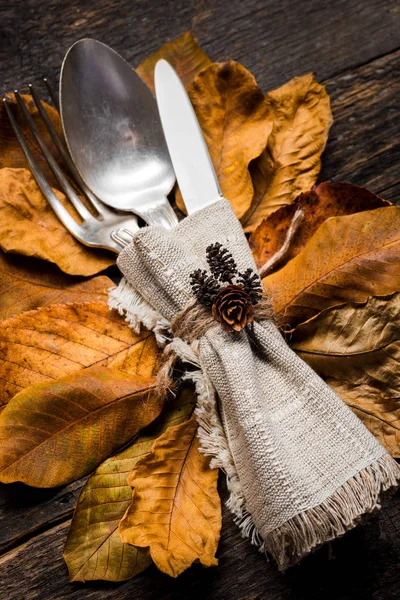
[0,0,399,598]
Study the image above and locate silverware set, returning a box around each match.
[3,38,223,253]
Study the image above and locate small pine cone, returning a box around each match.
[211,284,254,332]
[190,269,220,307]
[206,243,237,283]
[237,268,263,305]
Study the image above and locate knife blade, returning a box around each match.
[154,59,223,215]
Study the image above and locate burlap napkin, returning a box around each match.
[109,199,400,571]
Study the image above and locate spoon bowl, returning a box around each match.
[60,39,177,227]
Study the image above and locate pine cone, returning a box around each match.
[212,284,254,332]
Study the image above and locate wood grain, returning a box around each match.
[0,481,398,600]
[321,48,400,200]
[0,0,400,95]
[0,0,399,597]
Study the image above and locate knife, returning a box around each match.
[154,59,224,215]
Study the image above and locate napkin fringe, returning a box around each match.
[263,453,400,571]
[108,278,170,345]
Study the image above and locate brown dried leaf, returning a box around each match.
[329,382,400,458]
[290,294,400,394]
[263,206,400,329]
[0,168,114,276]
[64,387,197,582]
[250,182,389,270]
[177,61,273,219]
[290,294,400,457]
[0,94,62,189]
[242,74,332,231]
[0,300,160,410]
[119,418,221,578]
[0,251,112,321]
[0,366,163,487]
[137,31,211,93]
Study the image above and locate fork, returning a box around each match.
[3,84,140,253]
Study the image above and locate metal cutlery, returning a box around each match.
[60,39,178,228]
[154,59,223,216]
[3,86,139,253]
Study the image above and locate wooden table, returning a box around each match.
[0,1,399,598]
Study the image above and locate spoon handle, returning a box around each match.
[140,198,178,229]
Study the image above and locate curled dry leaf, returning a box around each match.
[0,168,114,276]
[0,300,160,409]
[263,206,400,329]
[64,387,197,582]
[177,61,273,219]
[119,418,221,578]
[250,182,389,270]
[242,73,332,232]
[290,294,400,457]
[0,94,62,189]
[0,251,112,321]
[137,31,211,93]
[0,366,163,487]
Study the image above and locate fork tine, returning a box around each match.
[3,97,83,242]
[29,83,109,217]
[14,90,94,222]
[43,77,60,112]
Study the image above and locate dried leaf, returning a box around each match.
[263,206,400,329]
[0,168,114,276]
[241,74,332,231]
[290,294,400,393]
[328,382,400,458]
[0,94,62,189]
[119,418,221,578]
[177,61,273,219]
[250,182,389,270]
[0,366,163,487]
[64,386,197,582]
[137,31,211,93]
[290,295,400,457]
[0,251,112,321]
[0,300,160,409]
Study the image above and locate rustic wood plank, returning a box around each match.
[0,0,399,597]
[0,479,87,555]
[321,48,400,201]
[0,0,400,95]
[0,481,398,600]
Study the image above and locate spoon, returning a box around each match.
[60,39,178,228]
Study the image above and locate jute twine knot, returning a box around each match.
[155,294,273,399]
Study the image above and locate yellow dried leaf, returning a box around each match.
[137,31,211,93]
[119,418,221,578]
[0,300,160,410]
[242,74,332,231]
[0,366,163,487]
[177,61,273,219]
[263,206,400,329]
[0,168,114,276]
[64,387,197,582]
[0,250,112,321]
